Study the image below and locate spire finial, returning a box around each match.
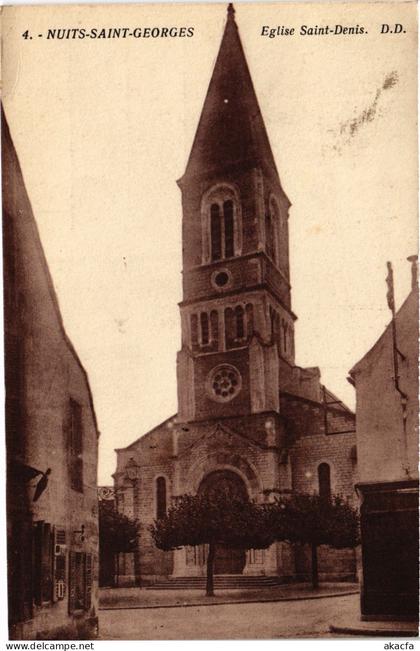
[227,3,235,20]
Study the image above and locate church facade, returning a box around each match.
[114,5,357,585]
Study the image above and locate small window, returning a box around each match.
[200,312,209,345]
[269,306,275,336]
[210,310,218,346]
[156,477,167,519]
[190,314,198,346]
[225,307,235,348]
[214,271,229,288]
[282,319,288,353]
[318,463,331,500]
[271,309,280,346]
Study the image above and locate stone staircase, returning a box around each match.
[147,575,284,590]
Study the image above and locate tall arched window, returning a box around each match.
[269,306,275,338]
[225,307,235,349]
[235,305,244,339]
[266,197,280,265]
[245,303,254,338]
[282,319,288,353]
[271,309,280,348]
[276,314,282,351]
[210,204,222,261]
[200,312,209,345]
[210,310,218,347]
[190,314,198,347]
[202,185,241,263]
[318,463,331,500]
[224,200,234,258]
[265,212,276,262]
[156,477,167,519]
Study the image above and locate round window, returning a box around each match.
[216,272,229,287]
[206,364,242,402]
[211,268,231,290]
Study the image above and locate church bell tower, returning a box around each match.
[177,4,296,423]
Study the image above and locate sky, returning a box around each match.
[2,1,418,484]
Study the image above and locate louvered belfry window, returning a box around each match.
[208,193,238,262]
[210,204,222,261]
[223,200,234,258]
[265,212,276,262]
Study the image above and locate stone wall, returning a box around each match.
[3,111,99,640]
[351,290,419,483]
[115,401,358,583]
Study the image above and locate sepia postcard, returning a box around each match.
[1,0,418,642]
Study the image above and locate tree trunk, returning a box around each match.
[206,542,216,597]
[311,543,319,589]
[115,553,119,587]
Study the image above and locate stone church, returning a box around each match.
[114,4,357,585]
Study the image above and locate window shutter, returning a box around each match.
[53,527,67,602]
[9,520,34,624]
[33,522,53,604]
[68,551,77,613]
[33,521,43,605]
[84,553,93,610]
[41,523,53,602]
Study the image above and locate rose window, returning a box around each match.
[206,364,242,402]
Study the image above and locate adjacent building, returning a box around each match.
[350,261,419,621]
[3,108,100,639]
[97,486,119,588]
[114,5,357,586]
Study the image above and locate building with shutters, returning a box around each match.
[350,261,419,621]
[113,5,358,587]
[3,108,99,640]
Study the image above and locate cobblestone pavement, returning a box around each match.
[99,593,358,639]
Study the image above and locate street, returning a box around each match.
[99,593,358,639]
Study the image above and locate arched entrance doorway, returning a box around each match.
[199,469,247,575]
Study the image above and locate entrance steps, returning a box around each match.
[147,575,284,590]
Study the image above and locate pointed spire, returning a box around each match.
[180,4,280,183]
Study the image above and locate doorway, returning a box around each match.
[199,469,248,575]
